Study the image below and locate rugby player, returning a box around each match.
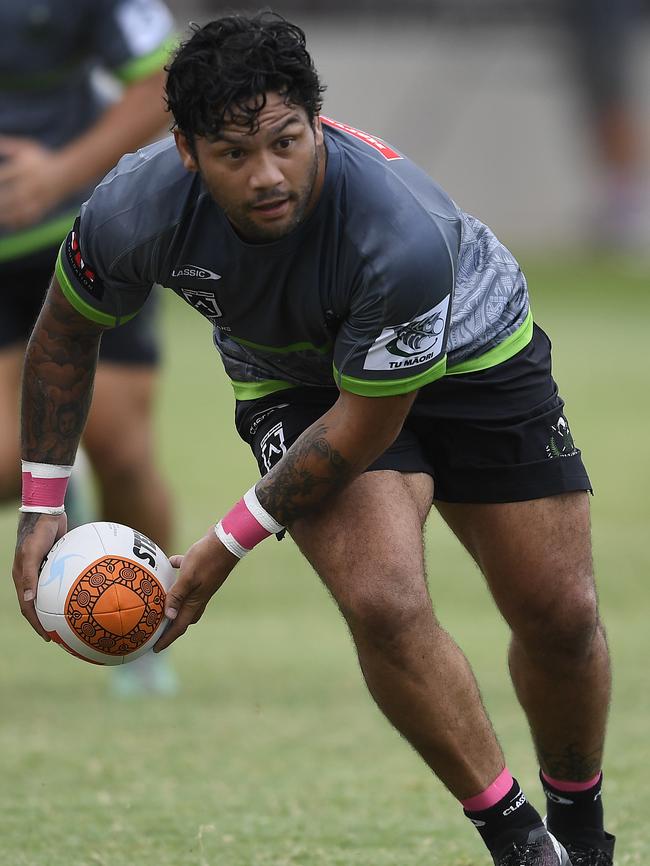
[12,13,614,865]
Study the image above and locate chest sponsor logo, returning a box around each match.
[179,288,223,321]
[171,264,221,280]
[363,295,449,372]
[321,116,403,161]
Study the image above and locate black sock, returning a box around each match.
[464,778,545,858]
[542,771,606,847]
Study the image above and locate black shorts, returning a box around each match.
[235,324,592,504]
[0,246,160,366]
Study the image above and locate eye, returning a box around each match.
[224,148,245,161]
[276,137,294,150]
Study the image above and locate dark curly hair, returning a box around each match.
[165,12,326,151]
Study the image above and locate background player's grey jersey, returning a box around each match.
[0,0,174,258]
[57,120,530,399]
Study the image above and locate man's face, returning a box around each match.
[175,92,325,243]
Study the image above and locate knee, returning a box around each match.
[340,579,435,656]
[86,436,154,491]
[514,582,603,665]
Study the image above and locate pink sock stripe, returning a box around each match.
[21,472,70,508]
[221,497,273,550]
[542,771,602,792]
[461,768,514,812]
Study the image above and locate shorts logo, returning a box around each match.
[546,415,579,459]
[65,220,104,301]
[179,288,223,321]
[363,295,449,371]
[260,421,287,472]
[171,264,221,280]
[249,404,289,437]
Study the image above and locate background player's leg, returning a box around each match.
[435,492,610,781]
[84,362,176,696]
[0,345,25,501]
[83,363,173,550]
[290,469,506,799]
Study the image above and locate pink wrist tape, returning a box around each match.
[215,486,284,559]
[461,767,514,812]
[20,460,73,514]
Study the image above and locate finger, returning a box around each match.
[12,565,51,642]
[162,577,193,622]
[153,603,198,652]
[169,554,183,568]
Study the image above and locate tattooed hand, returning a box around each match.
[13,511,68,640]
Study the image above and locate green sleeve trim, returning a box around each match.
[335,355,447,397]
[55,248,138,327]
[0,211,78,263]
[115,36,178,84]
[230,334,332,355]
[230,379,300,401]
[446,309,533,375]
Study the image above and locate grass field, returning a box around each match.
[1,254,648,865]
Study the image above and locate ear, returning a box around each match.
[174,129,199,172]
[313,115,324,148]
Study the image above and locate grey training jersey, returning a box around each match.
[0,0,174,262]
[57,119,531,399]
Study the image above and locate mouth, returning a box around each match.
[251,198,291,218]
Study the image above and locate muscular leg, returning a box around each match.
[290,469,505,800]
[436,492,611,781]
[83,363,172,550]
[0,345,25,501]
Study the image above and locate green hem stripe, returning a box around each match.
[55,249,137,327]
[336,355,447,397]
[115,36,178,83]
[230,334,332,355]
[230,379,300,401]
[0,211,78,262]
[446,309,533,376]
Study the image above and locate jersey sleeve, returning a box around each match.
[333,235,455,397]
[55,208,153,328]
[91,0,176,84]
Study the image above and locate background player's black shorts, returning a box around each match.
[0,245,160,366]
[235,324,592,504]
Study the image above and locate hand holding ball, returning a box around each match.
[36,522,175,665]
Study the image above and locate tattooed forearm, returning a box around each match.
[21,280,102,463]
[538,742,604,781]
[256,423,353,525]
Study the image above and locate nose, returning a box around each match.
[249,151,284,191]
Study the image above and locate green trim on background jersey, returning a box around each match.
[55,249,138,327]
[446,309,533,375]
[115,36,178,83]
[230,379,300,401]
[0,211,77,263]
[336,355,447,397]
[230,334,333,355]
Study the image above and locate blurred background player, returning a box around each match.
[0,0,177,694]
[566,0,649,248]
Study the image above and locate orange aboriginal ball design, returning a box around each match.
[65,556,165,656]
